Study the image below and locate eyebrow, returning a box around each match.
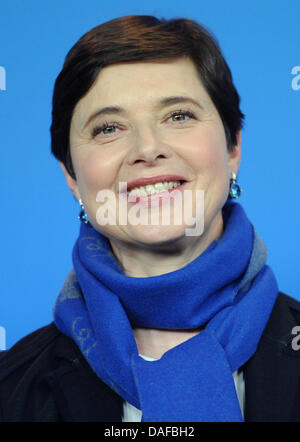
[83,105,124,130]
[82,96,204,130]
[158,96,204,111]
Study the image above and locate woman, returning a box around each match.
[1,15,300,422]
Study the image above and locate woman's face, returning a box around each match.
[65,57,241,249]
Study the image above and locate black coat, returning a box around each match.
[1,292,300,422]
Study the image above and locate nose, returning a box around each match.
[125,127,171,166]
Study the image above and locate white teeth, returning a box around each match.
[127,180,182,197]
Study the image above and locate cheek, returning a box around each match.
[75,149,119,193]
[181,127,228,177]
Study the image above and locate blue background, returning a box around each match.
[1,0,299,349]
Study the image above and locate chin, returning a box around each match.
[126,224,189,246]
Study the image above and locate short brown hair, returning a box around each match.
[50,15,245,179]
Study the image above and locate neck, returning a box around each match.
[109,212,223,277]
[133,327,203,359]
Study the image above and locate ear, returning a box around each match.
[59,161,80,201]
[228,130,242,176]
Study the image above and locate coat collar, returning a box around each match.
[243,292,300,422]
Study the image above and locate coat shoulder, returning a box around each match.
[0,323,123,422]
[243,291,300,422]
[0,323,68,421]
[0,323,61,381]
[275,291,300,325]
[279,292,300,314]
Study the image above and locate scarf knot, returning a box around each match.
[54,201,278,421]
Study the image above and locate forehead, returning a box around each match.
[93,57,201,88]
[71,57,213,125]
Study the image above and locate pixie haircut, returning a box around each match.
[50,15,245,180]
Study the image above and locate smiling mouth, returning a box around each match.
[118,181,188,210]
[119,174,189,194]
[126,180,186,197]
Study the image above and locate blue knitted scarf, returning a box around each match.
[54,201,278,422]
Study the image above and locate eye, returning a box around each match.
[167,110,196,124]
[91,121,119,138]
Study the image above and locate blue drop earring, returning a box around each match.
[78,198,89,224]
[229,172,242,199]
